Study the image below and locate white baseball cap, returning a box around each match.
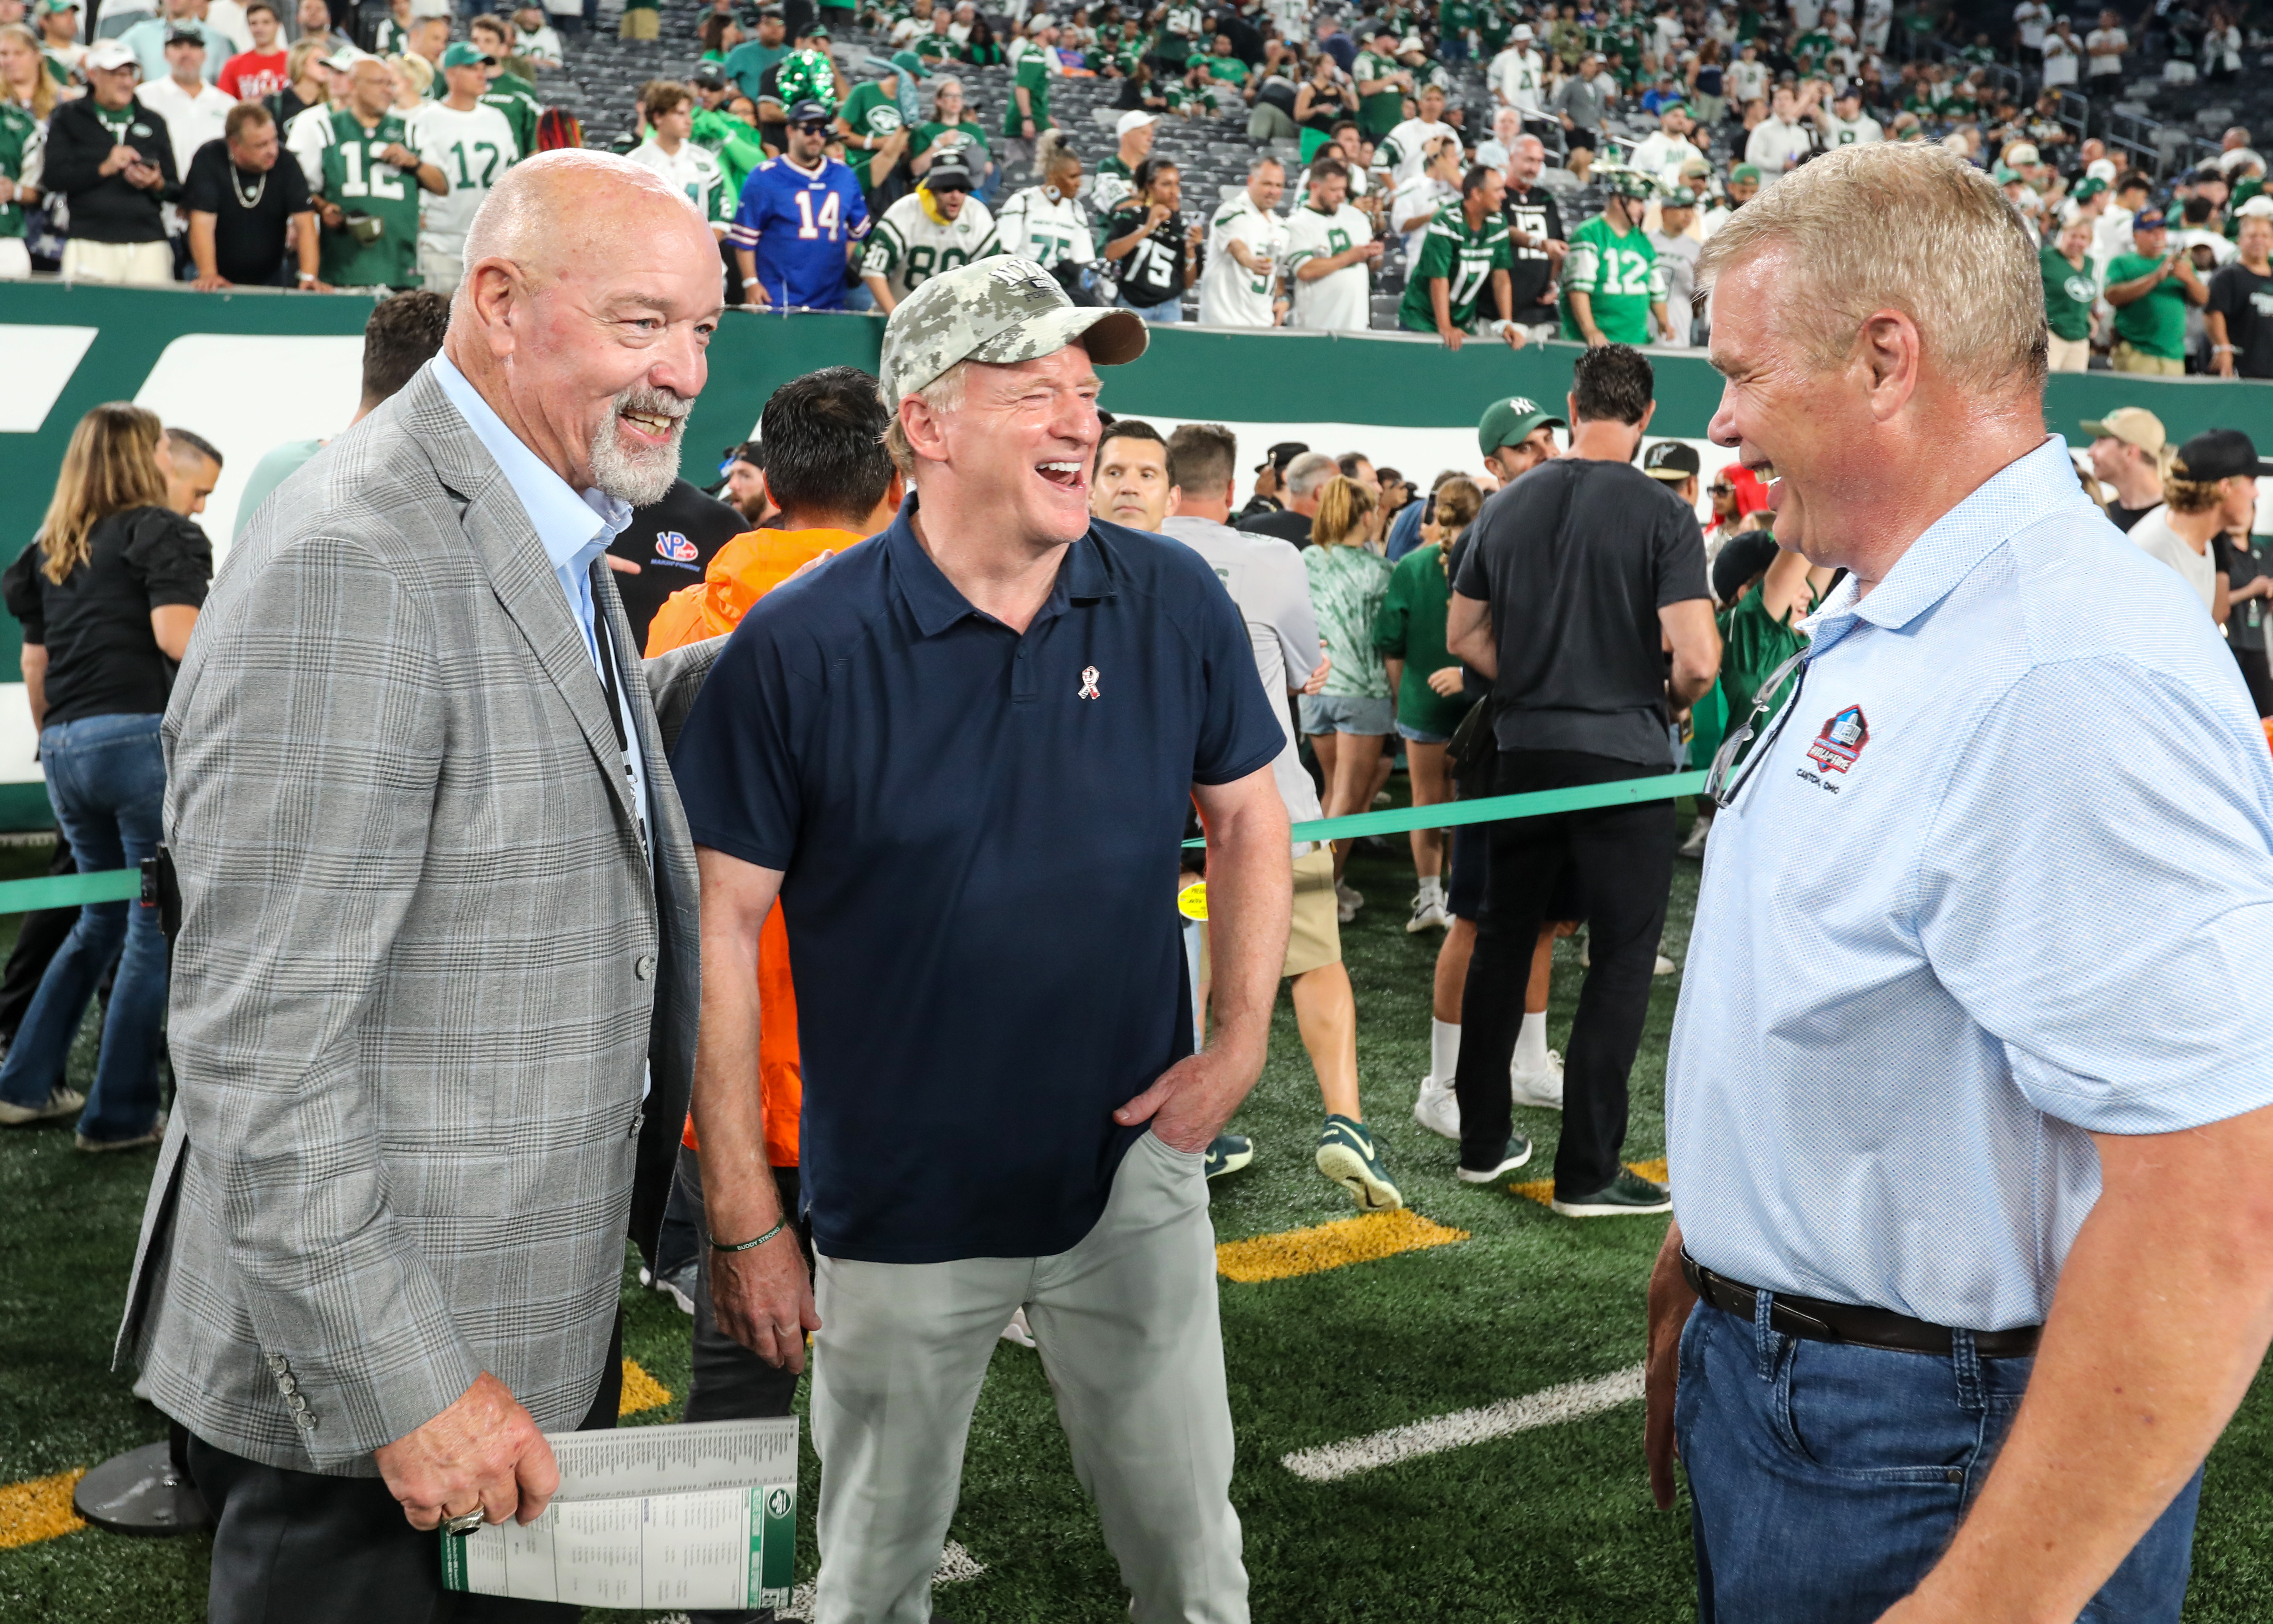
[1512,22,1533,37]
[83,39,137,71]
[2238,195,2273,219]
[1115,109,1157,136]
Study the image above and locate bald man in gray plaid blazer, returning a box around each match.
[114,154,723,1619]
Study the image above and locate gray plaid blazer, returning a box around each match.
[116,363,701,1475]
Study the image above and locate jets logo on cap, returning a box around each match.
[987,258,1059,294]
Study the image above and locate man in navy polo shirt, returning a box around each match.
[669,257,1293,1624]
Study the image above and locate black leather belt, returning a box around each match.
[1681,1250,2042,1360]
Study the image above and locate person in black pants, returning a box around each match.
[1443,345,1721,1215]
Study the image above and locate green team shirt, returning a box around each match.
[911,118,990,168]
[1003,52,1049,135]
[1352,50,1404,139]
[693,106,768,198]
[2105,251,2189,358]
[0,103,36,240]
[1398,201,1515,332]
[317,108,423,288]
[1373,544,1468,736]
[1477,4,1511,50]
[1203,52,1248,85]
[2041,244,2097,342]
[1441,0,1478,37]
[481,71,544,161]
[1559,213,1663,343]
[838,80,906,199]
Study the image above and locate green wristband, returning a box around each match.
[709,1218,787,1253]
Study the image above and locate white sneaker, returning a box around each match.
[1510,1049,1565,1111]
[1405,894,1450,933]
[1335,880,1365,923]
[1678,818,1711,859]
[1413,1073,1461,1139]
[1000,1306,1036,1348]
[1575,937,1677,976]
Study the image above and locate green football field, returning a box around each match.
[7,825,2273,1621]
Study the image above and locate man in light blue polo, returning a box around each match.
[1645,141,2273,1623]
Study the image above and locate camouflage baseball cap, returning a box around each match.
[878,257,1148,410]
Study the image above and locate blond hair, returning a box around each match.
[0,24,59,119]
[37,404,167,586]
[2161,474,2228,516]
[1696,142,2047,394]
[285,37,328,87]
[1311,474,1377,549]
[1433,476,1483,534]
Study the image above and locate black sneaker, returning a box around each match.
[1455,1137,1534,1183]
[1551,1169,1673,1218]
[1204,1133,1254,1178]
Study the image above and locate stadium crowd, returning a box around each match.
[0,0,2270,367]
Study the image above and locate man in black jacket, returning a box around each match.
[48,41,179,284]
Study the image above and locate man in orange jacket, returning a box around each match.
[648,366,904,1441]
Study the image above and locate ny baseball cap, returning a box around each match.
[785,98,831,125]
[2078,406,2166,456]
[1255,441,1308,474]
[2071,176,2107,200]
[879,257,1148,411]
[1116,108,1157,136]
[1477,396,1564,458]
[1731,162,1761,183]
[2171,429,2273,482]
[1642,441,1701,482]
[1713,532,1780,608]
[2134,208,2167,228]
[691,60,729,87]
[164,22,205,45]
[83,40,137,70]
[439,41,489,67]
[890,48,932,77]
[923,151,973,192]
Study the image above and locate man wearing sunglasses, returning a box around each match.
[1650,141,2273,1624]
[730,96,869,310]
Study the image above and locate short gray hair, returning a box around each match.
[883,358,970,477]
[1696,142,2046,395]
[1284,451,1338,497]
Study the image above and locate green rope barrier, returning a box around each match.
[1183,769,1708,848]
[0,867,144,913]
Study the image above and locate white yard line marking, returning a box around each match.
[777,1538,986,1620]
[1279,1364,1647,1483]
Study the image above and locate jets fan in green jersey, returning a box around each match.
[0,101,37,280]
[301,57,447,290]
[1560,169,1670,346]
[1397,163,1531,350]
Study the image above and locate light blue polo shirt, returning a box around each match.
[1668,436,2273,1332]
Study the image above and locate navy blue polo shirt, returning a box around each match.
[670,500,1284,1264]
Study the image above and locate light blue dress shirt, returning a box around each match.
[1668,437,2273,1331]
[431,356,650,852]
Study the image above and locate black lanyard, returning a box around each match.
[587,581,649,861]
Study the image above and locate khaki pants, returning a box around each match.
[417,244,463,295]
[810,1132,1247,1624]
[2112,341,2184,376]
[2047,333,2092,372]
[61,237,173,285]
[618,4,658,37]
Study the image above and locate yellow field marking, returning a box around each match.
[0,1467,86,1549]
[1510,1158,1670,1208]
[1216,1208,1470,1284]
[618,1358,674,1417]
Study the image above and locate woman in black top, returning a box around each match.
[1294,54,1353,139]
[0,403,211,1150]
[1102,156,1199,319]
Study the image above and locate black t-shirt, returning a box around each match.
[1106,199,1187,304]
[183,139,313,285]
[1238,507,1313,548]
[1453,458,1710,764]
[1502,184,1565,317]
[2207,262,2273,380]
[3,508,213,728]
[2214,530,2273,652]
[606,479,747,648]
[2108,500,2155,533]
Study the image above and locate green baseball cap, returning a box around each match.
[889,48,932,77]
[1662,184,1698,207]
[1731,162,1762,183]
[879,257,1148,411]
[2071,176,2107,200]
[439,41,490,68]
[1477,395,1566,458]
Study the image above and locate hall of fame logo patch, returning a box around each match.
[1806,705,1870,774]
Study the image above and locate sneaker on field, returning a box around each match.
[1204,1133,1254,1178]
[1510,1049,1565,1110]
[1335,880,1365,923]
[1316,1115,1403,1210]
[1677,818,1711,860]
[1576,937,1678,976]
[1551,1168,1674,1218]
[1405,894,1450,933]
[0,1084,86,1127]
[1412,1073,1460,1140]
[76,1112,167,1154]
[1455,1137,1534,1183]
[1000,1306,1037,1347]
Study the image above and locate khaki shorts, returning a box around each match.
[618,5,659,37]
[2046,333,2091,373]
[1196,847,1343,990]
[2112,341,2184,376]
[61,237,173,286]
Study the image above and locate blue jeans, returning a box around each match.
[1119,291,1184,323]
[1676,1292,2202,1622]
[0,714,169,1141]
